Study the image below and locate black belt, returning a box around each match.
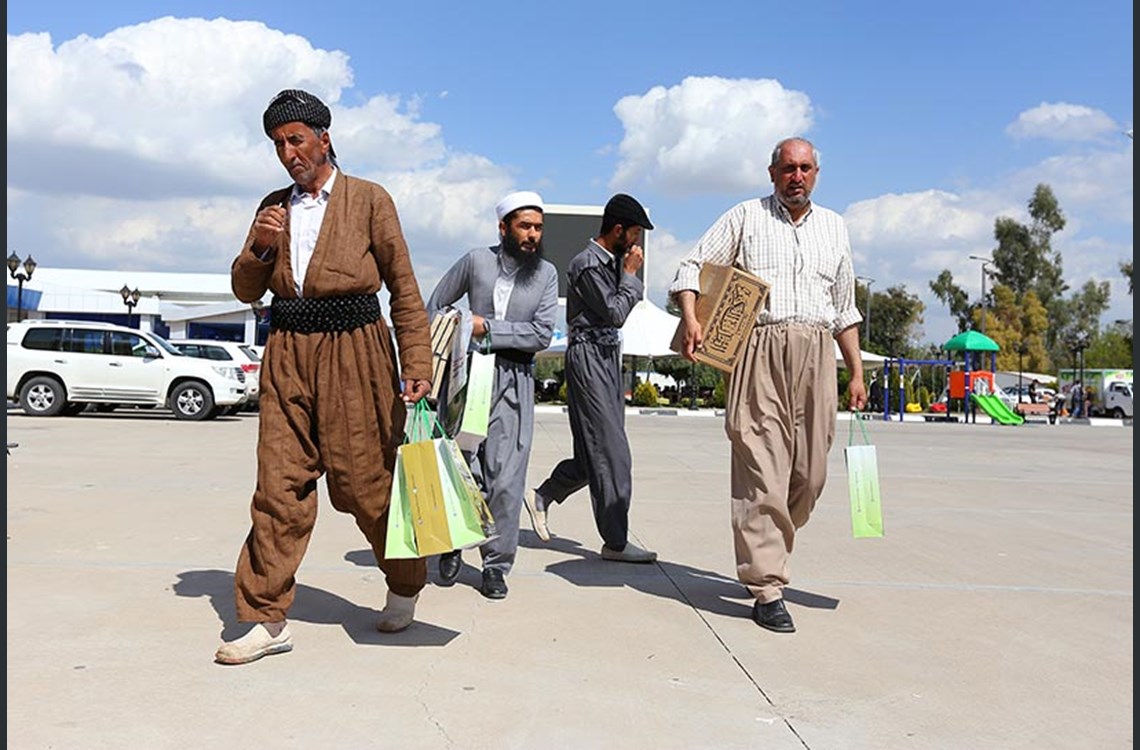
[270,294,382,333]
[495,348,535,365]
[569,327,620,346]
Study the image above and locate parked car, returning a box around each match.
[6,320,249,420]
[1004,382,1057,404]
[169,339,261,411]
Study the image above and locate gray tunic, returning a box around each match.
[536,240,643,550]
[427,245,558,573]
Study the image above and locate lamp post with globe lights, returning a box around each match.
[7,252,37,322]
[120,285,141,328]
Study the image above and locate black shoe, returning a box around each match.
[437,550,462,586]
[479,568,508,600]
[752,599,795,633]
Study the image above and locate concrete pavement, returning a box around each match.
[6,407,1133,749]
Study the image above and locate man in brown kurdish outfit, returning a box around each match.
[216,89,432,665]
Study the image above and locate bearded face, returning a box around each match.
[501,208,545,280]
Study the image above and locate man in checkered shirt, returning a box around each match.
[670,137,868,634]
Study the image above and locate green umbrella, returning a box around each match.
[943,330,1000,352]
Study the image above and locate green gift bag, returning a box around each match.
[844,414,884,538]
[456,351,495,452]
[437,438,498,550]
[383,452,420,559]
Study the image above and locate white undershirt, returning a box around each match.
[492,249,520,320]
[289,169,337,296]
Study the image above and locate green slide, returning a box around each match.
[971,393,1025,425]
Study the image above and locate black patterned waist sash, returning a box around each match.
[269,294,382,333]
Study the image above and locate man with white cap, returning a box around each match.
[524,193,658,563]
[426,191,558,599]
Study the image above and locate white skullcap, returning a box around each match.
[495,191,544,221]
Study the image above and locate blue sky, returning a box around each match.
[7,0,1133,344]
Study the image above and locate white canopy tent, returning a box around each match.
[541,299,886,368]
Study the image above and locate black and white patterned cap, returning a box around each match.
[263,89,332,135]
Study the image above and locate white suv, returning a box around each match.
[6,320,249,420]
[169,339,261,411]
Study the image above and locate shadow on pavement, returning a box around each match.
[519,534,841,620]
[173,569,461,647]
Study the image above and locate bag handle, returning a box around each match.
[848,410,872,446]
[406,399,446,443]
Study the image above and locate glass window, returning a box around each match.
[65,328,107,354]
[111,331,153,358]
[21,327,63,351]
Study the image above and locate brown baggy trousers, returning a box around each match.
[234,319,426,622]
[725,323,837,604]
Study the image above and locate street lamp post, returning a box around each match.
[7,252,37,322]
[856,276,875,348]
[120,284,141,328]
[968,255,994,335]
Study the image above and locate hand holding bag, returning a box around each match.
[845,414,884,538]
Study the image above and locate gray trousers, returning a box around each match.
[465,359,535,574]
[536,340,631,550]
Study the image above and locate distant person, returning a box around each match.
[427,191,559,600]
[669,137,866,634]
[1028,379,1039,404]
[524,194,658,564]
[217,89,433,665]
[869,372,884,413]
[1069,381,1083,417]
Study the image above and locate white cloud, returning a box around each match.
[610,76,813,195]
[1006,102,1119,142]
[5,17,514,278]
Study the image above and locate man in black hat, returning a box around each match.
[217,88,433,665]
[523,193,658,563]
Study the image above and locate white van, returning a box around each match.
[6,320,249,420]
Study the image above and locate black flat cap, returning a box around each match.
[263,89,331,136]
[603,193,654,230]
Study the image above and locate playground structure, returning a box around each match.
[875,330,1019,425]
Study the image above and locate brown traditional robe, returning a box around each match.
[230,174,432,622]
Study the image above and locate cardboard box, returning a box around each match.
[670,264,770,373]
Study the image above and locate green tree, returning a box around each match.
[866,284,924,356]
[988,285,1051,372]
[929,270,973,333]
[1084,323,1133,369]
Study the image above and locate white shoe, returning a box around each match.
[601,542,657,563]
[214,622,292,665]
[523,488,551,542]
[377,591,419,633]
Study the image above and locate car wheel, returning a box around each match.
[169,381,216,421]
[1111,407,1125,419]
[19,376,67,417]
